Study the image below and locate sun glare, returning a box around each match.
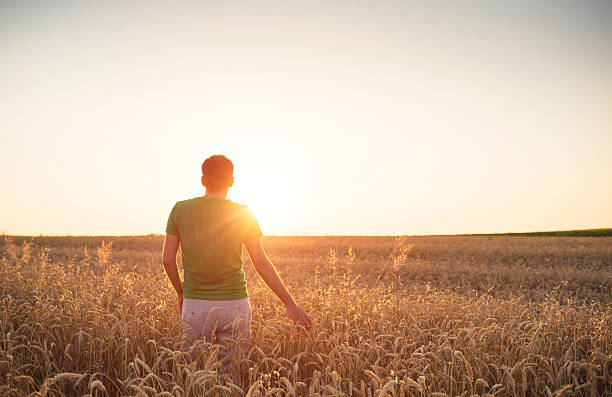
[229,172,295,235]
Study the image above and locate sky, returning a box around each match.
[1,0,611,236]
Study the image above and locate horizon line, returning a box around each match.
[3,228,611,239]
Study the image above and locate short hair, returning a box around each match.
[202,155,234,191]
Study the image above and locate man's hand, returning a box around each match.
[245,237,313,330]
[178,294,183,317]
[286,302,313,330]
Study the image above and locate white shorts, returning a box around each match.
[181,297,251,371]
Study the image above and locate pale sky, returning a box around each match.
[1,0,611,236]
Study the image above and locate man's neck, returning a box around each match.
[204,189,228,199]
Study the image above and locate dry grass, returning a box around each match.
[1,235,610,396]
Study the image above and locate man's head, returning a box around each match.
[201,155,234,193]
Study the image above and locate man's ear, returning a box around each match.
[228,176,234,187]
[201,175,206,187]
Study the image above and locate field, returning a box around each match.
[1,235,611,396]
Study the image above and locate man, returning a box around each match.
[162,154,312,373]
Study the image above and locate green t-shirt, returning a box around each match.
[165,197,262,300]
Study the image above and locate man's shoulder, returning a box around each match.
[226,200,245,208]
[227,200,252,212]
[223,200,257,220]
[172,197,200,210]
[174,198,191,207]
[172,198,254,217]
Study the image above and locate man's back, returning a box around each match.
[166,196,262,300]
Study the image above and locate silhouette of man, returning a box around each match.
[162,154,312,373]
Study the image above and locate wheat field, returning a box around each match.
[1,235,610,396]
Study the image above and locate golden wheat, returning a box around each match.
[0,235,610,396]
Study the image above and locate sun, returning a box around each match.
[229,175,294,235]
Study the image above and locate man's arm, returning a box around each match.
[162,233,183,315]
[244,237,313,330]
